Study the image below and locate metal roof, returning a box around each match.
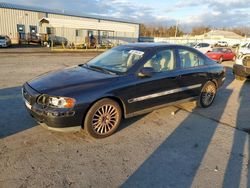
[39,17,137,32]
[0,2,140,25]
[205,30,244,39]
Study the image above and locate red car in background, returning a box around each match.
[205,47,236,63]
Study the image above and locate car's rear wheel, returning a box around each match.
[198,81,217,108]
[84,98,122,138]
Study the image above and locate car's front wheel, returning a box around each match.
[84,98,122,138]
[198,81,217,108]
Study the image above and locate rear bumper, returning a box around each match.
[233,64,250,78]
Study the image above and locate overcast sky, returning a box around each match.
[3,0,250,30]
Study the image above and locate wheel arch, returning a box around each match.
[211,79,218,89]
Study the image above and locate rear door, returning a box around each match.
[175,48,209,98]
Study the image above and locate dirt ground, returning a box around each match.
[0,52,250,188]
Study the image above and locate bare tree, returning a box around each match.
[191,26,211,36]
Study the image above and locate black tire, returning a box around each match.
[235,75,246,81]
[198,81,217,108]
[84,98,122,138]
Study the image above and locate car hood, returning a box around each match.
[28,65,117,95]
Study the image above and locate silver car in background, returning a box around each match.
[0,35,11,47]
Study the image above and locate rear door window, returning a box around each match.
[178,49,205,68]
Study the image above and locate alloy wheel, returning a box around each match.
[201,84,216,106]
[92,104,119,135]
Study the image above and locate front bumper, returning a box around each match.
[22,83,85,129]
[0,43,7,47]
[233,64,250,78]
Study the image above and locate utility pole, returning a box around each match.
[175,20,179,38]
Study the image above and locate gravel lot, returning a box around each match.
[0,52,250,188]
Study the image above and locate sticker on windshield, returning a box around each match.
[128,50,144,56]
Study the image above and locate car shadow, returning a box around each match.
[118,114,148,133]
[222,79,250,187]
[122,67,234,187]
[0,86,37,139]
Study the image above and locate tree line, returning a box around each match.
[139,24,250,37]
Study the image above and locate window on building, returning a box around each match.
[46,27,54,34]
[76,29,83,37]
[30,26,37,34]
[17,24,25,33]
[88,30,94,37]
[102,31,108,37]
[76,30,79,37]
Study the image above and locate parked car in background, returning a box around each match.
[22,43,225,138]
[238,42,250,55]
[205,47,236,63]
[185,42,197,47]
[48,35,68,47]
[233,54,250,80]
[216,41,228,47]
[232,43,240,48]
[0,35,11,47]
[194,42,213,53]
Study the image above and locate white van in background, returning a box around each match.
[238,42,250,55]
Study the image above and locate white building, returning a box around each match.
[154,30,248,46]
[0,2,140,45]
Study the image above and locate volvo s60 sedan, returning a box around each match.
[22,43,225,138]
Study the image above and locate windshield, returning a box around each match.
[86,47,145,73]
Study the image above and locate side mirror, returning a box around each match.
[138,67,154,77]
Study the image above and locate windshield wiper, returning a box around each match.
[88,65,116,75]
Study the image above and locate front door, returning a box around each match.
[129,49,182,112]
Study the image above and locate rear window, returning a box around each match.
[0,36,5,39]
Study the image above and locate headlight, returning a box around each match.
[37,95,76,108]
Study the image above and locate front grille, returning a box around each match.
[243,56,250,67]
[22,88,32,104]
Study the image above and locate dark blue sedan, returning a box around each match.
[22,43,225,138]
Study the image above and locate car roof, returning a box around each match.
[123,42,188,49]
